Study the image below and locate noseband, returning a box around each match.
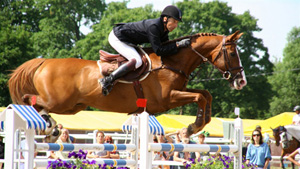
[190,36,244,81]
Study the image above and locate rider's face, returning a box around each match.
[164,17,179,32]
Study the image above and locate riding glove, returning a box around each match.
[176,38,191,48]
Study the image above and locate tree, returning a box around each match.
[0,0,106,106]
[32,0,106,58]
[0,0,37,106]
[269,26,300,115]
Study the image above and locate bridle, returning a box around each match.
[189,36,244,81]
[278,126,290,148]
[149,35,244,87]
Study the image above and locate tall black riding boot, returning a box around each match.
[100,59,136,96]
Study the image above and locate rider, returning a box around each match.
[100,5,191,96]
[292,105,300,125]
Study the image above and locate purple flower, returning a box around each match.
[185,163,191,169]
[189,158,195,164]
[90,160,96,165]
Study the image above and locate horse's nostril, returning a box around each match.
[239,80,245,86]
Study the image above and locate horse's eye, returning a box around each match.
[230,52,236,57]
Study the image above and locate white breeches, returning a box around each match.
[108,30,142,69]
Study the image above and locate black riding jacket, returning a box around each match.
[113,17,178,57]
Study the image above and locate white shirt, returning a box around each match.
[292,114,300,126]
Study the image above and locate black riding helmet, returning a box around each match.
[161,5,182,22]
[294,105,300,111]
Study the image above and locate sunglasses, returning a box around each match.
[253,134,260,137]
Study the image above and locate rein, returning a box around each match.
[147,35,244,86]
[148,60,190,89]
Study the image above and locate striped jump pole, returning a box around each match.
[35,143,136,152]
[149,143,238,153]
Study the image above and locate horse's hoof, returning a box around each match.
[22,94,31,104]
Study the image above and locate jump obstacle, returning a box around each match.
[0,104,243,169]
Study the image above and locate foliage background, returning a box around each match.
[1,0,299,119]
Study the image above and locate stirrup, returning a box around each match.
[102,85,113,96]
[98,78,114,96]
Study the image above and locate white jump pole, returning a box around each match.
[4,109,16,169]
[234,107,243,169]
[130,115,139,169]
[139,111,152,169]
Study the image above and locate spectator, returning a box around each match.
[57,123,63,130]
[105,135,119,159]
[87,131,110,159]
[255,125,271,169]
[195,131,210,161]
[57,124,76,143]
[246,129,271,169]
[0,136,4,169]
[255,125,270,143]
[153,133,174,169]
[173,128,196,169]
[292,105,300,125]
[49,129,72,160]
[287,148,300,166]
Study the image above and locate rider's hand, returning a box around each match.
[176,38,191,48]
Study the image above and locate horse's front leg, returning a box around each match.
[186,89,212,125]
[280,156,285,169]
[170,89,212,137]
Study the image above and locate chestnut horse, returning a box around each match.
[272,125,300,169]
[8,31,246,140]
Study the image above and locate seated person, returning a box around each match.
[87,131,110,158]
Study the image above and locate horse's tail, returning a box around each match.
[8,58,46,104]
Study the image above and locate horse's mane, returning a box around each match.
[143,32,219,50]
[163,32,218,45]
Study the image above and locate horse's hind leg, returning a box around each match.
[22,94,58,136]
[22,94,49,110]
[23,94,87,114]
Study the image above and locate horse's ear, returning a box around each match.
[227,30,243,42]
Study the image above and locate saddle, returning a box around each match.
[98,48,150,82]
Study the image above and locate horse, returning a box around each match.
[8,31,247,142]
[272,125,300,169]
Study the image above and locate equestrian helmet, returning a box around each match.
[161,5,182,22]
[294,105,300,111]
